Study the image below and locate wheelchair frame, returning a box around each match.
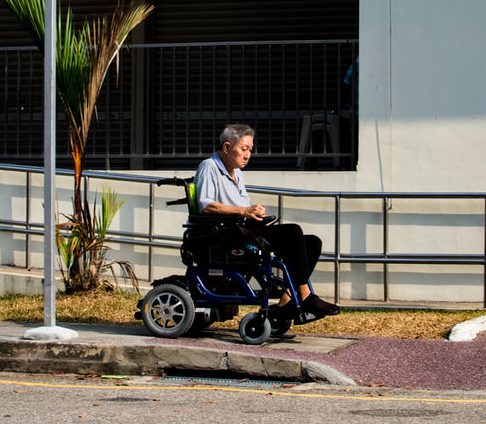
[135,176,318,345]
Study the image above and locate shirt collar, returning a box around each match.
[212,152,232,178]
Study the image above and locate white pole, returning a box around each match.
[24,0,78,340]
[44,0,56,327]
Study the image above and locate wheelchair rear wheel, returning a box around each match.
[141,283,195,338]
[239,312,271,345]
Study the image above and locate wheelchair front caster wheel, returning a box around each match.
[239,312,271,345]
[268,305,292,336]
[141,283,195,338]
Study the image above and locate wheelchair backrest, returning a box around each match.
[186,181,199,215]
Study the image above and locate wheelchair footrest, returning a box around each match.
[293,311,324,326]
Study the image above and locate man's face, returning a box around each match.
[222,135,254,170]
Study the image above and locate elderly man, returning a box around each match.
[195,123,340,319]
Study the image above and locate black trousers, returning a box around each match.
[260,223,322,286]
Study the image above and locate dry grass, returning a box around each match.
[0,291,484,339]
[290,309,486,339]
[213,308,485,339]
[0,291,138,325]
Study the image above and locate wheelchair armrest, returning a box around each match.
[166,198,188,207]
[238,215,279,229]
[184,214,278,230]
[185,214,245,228]
[257,215,279,226]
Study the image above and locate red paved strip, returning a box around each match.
[327,334,486,390]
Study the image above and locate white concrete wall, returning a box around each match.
[349,0,486,302]
[360,0,486,193]
[1,0,485,303]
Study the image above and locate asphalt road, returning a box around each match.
[1,372,486,424]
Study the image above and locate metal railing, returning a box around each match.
[0,40,358,171]
[0,163,485,307]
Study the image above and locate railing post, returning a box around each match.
[148,183,154,283]
[278,195,283,223]
[25,171,31,269]
[383,196,389,302]
[334,194,341,304]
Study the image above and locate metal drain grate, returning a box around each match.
[101,397,155,403]
[350,409,452,418]
[163,375,295,389]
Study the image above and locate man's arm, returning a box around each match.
[202,202,266,221]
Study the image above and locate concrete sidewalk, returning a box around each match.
[0,321,357,386]
[2,321,486,391]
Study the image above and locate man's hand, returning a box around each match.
[242,204,266,221]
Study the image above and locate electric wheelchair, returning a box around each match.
[135,176,323,345]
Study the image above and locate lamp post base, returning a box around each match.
[23,326,79,341]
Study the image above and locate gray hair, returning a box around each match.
[217,124,255,150]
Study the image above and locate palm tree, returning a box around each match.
[4,0,153,218]
[5,0,154,290]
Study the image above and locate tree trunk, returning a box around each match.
[68,140,85,289]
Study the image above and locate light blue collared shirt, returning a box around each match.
[195,153,251,212]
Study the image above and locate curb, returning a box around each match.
[0,338,356,386]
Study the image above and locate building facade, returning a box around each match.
[2,0,486,303]
[0,0,359,171]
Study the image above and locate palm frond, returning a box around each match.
[97,189,124,241]
[3,0,45,50]
[76,1,154,152]
[57,7,91,123]
[101,260,140,293]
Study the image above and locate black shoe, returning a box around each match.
[301,294,340,317]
